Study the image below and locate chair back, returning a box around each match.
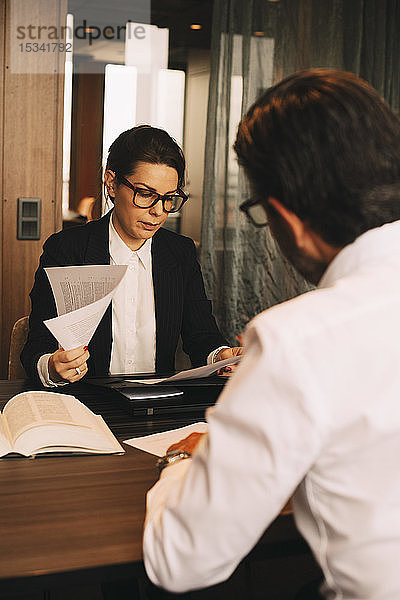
[8,316,29,380]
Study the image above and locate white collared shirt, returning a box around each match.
[144,220,400,599]
[108,215,156,374]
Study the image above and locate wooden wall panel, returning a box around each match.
[69,71,104,216]
[0,2,5,374]
[0,0,66,377]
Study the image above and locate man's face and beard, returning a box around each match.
[265,201,330,286]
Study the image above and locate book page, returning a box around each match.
[13,417,124,456]
[3,391,98,445]
[44,265,127,315]
[0,414,12,456]
[124,422,208,457]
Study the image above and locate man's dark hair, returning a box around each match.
[106,125,185,187]
[234,69,400,247]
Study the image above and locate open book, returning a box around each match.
[0,391,124,458]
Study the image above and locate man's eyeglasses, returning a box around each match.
[239,198,268,228]
[118,175,188,213]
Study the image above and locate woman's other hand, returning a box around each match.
[48,346,90,383]
[216,345,243,376]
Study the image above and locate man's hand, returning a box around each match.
[167,432,206,455]
[48,346,90,383]
[216,345,243,376]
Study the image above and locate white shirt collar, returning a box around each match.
[109,211,152,269]
[319,220,400,288]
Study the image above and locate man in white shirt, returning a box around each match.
[143,70,400,599]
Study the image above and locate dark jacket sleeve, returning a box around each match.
[180,237,228,367]
[20,228,86,381]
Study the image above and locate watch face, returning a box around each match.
[168,450,187,457]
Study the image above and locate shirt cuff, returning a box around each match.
[159,455,193,480]
[37,354,68,388]
[207,346,230,365]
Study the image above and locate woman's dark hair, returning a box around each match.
[234,69,400,247]
[106,125,185,187]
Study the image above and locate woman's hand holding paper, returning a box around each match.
[48,346,90,383]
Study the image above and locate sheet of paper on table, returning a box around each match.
[125,355,242,385]
[43,265,127,350]
[124,422,208,456]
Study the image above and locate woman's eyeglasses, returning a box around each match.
[118,175,188,213]
[239,198,268,227]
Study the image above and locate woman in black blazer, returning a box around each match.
[21,126,239,385]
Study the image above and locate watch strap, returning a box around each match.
[157,449,192,474]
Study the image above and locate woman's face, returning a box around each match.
[105,161,179,251]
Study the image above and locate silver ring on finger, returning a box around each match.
[75,367,81,375]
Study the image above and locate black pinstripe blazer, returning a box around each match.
[21,211,228,381]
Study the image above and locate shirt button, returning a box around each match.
[127,360,133,365]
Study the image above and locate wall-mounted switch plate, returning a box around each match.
[17,197,41,240]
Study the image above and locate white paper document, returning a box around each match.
[43,265,127,350]
[124,422,208,456]
[126,355,242,385]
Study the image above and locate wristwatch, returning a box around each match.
[156,449,192,474]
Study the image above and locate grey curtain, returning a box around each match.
[200,0,400,343]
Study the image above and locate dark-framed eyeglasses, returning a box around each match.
[239,198,268,228]
[118,175,188,213]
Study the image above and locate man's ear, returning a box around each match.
[267,196,332,261]
[267,197,308,249]
[104,170,116,199]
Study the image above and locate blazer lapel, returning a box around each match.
[84,211,111,264]
[84,211,113,375]
[152,229,181,372]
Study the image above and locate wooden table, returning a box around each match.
[0,379,320,599]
